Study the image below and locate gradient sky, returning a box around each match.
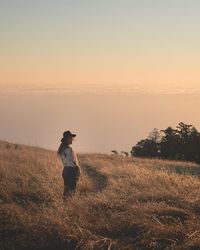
[0,1,200,153]
[1,0,200,89]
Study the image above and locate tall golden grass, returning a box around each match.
[1,140,200,249]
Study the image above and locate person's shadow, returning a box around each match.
[82,164,108,192]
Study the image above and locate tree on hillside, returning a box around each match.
[131,139,158,157]
[160,126,180,159]
[131,128,161,158]
[131,122,200,163]
[121,151,129,157]
[148,128,161,143]
[175,123,200,162]
[175,122,195,161]
[189,127,200,163]
[111,150,119,155]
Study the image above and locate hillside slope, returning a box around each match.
[1,141,200,249]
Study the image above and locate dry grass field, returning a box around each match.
[1,140,200,250]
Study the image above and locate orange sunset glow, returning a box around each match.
[0,0,200,152]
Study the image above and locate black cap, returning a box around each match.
[61,130,76,142]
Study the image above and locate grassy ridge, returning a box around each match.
[1,141,200,249]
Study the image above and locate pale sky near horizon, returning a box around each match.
[1,0,200,90]
[0,1,200,153]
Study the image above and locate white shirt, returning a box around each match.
[59,145,80,168]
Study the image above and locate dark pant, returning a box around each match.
[62,167,77,197]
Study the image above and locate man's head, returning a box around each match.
[61,130,76,145]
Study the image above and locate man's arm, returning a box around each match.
[71,147,82,174]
